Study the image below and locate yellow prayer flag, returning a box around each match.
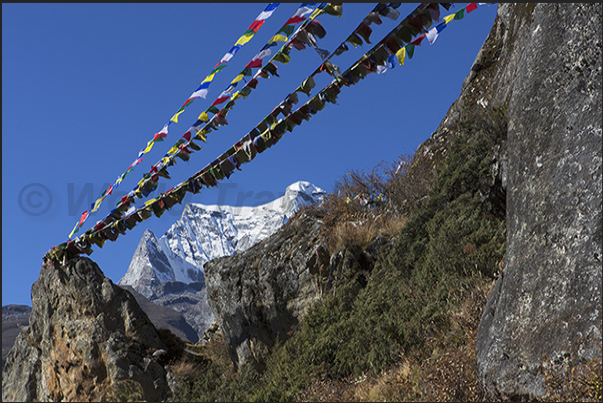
[91,197,103,213]
[231,74,245,84]
[268,34,288,44]
[196,129,209,142]
[309,8,323,19]
[197,111,209,123]
[68,221,80,239]
[231,91,242,101]
[144,198,157,207]
[235,33,254,46]
[143,140,154,154]
[444,14,454,24]
[170,109,184,123]
[201,72,216,85]
[396,47,406,66]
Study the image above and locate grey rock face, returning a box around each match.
[204,211,330,370]
[2,257,171,402]
[475,3,602,401]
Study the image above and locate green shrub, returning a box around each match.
[170,105,509,401]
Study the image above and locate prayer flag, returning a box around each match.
[444,14,455,24]
[153,124,168,142]
[268,34,289,44]
[285,4,317,25]
[314,48,330,61]
[396,47,406,65]
[411,34,426,46]
[256,3,279,21]
[198,111,209,123]
[219,45,242,65]
[235,30,255,46]
[248,19,265,33]
[454,9,465,20]
[406,43,415,59]
[466,3,478,13]
[68,221,80,239]
[426,27,439,45]
[188,82,210,100]
[170,109,185,123]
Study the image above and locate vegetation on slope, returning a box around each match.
[167,105,600,402]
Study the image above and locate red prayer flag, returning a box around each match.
[245,59,263,69]
[211,96,230,107]
[285,16,306,25]
[411,34,426,46]
[249,19,265,33]
[466,3,478,13]
[79,211,89,227]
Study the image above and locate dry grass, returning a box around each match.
[329,214,407,251]
[297,279,495,402]
[538,352,602,402]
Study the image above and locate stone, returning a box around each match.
[474,3,602,400]
[204,211,330,370]
[2,257,171,402]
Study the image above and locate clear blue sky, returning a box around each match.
[2,3,498,306]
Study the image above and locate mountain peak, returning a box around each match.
[119,181,325,291]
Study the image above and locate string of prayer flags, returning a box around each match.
[67,3,280,239]
[205,3,321,114]
[118,3,332,208]
[172,3,280,120]
[56,3,440,254]
[391,3,488,67]
[53,2,491,258]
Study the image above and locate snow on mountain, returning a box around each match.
[118,181,325,295]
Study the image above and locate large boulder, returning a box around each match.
[204,211,331,370]
[475,3,602,400]
[2,257,171,402]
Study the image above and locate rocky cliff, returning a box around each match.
[471,4,602,401]
[204,210,330,370]
[201,3,601,400]
[2,257,171,402]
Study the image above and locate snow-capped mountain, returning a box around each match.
[118,181,325,297]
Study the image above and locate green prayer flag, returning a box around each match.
[454,9,465,20]
[207,106,220,115]
[211,64,228,74]
[276,24,295,37]
[406,43,415,59]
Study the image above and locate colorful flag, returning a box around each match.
[395,47,406,66]
[426,27,439,45]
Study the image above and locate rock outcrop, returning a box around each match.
[204,211,331,370]
[471,3,602,401]
[2,257,171,402]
